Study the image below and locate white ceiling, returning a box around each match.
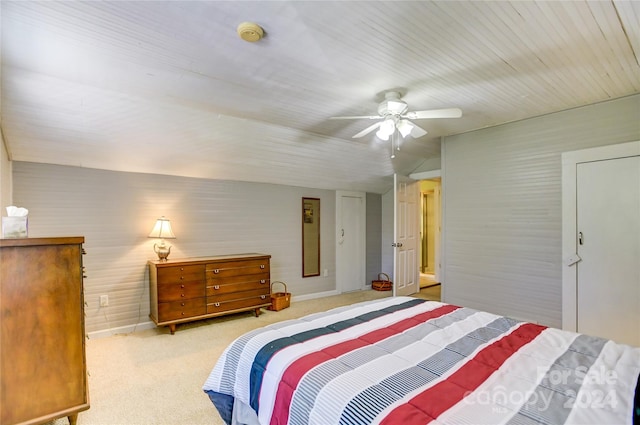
[1,1,639,194]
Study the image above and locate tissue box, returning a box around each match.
[2,216,28,238]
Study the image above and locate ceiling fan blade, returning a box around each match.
[404,108,462,120]
[352,122,381,138]
[329,115,381,120]
[410,123,428,138]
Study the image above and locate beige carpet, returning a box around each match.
[49,288,440,425]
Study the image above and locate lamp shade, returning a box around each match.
[148,217,176,239]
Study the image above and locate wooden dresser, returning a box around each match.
[0,237,89,425]
[148,253,271,334]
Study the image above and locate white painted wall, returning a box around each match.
[12,162,343,333]
[441,94,640,328]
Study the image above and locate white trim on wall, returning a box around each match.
[0,130,12,211]
[409,169,441,180]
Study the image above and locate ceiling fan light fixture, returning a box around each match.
[376,117,395,140]
[382,117,395,134]
[375,128,390,141]
[330,89,462,159]
[397,119,414,138]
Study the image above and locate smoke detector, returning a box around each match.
[237,22,264,42]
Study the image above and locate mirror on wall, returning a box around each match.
[302,197,320,277]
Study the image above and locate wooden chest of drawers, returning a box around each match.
[148,253,271,334]
[1,237,89,425]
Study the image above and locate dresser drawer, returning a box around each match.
[158,298,206,322]
[157,264,204,283]
[206,275,269,295]
[158,282,204,302]
[208,287,270,303]
[206,259,270,278]
[206,272,269,286]
[206,294,270,314]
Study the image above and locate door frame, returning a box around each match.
[410,170,442,284]
[561,140,640,331]
[335,191,366,293]
[420,189,435,274]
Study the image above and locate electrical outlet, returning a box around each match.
[99,295,109,307]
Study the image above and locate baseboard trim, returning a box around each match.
[87,320,156,339]
[291,289,340,302]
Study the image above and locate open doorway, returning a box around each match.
[419,178,441,291]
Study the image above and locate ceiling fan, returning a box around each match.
[330,90,462,158]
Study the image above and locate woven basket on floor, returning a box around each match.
[372,273,392,291]
[268,281,291,311]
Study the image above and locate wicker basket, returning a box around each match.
[268,281,291,311]
[372,273,392,291]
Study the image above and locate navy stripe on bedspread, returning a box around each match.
[249,298,426,411]
[634,371,640,425]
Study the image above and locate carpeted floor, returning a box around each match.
[49,288,440,425]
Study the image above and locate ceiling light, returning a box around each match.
[376,117,395,140]
[397,119,414,138]
[375,128,390,141]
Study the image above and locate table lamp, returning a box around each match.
[148,216,176,261]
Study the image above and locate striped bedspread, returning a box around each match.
[203,297,640,425]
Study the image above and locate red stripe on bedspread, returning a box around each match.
[268,304,461,425]
[379,322,546,425]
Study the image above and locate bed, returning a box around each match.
[203,296,640,425]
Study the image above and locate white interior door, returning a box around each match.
[336,191,366,293]
[576,156,640,346]
[394,174,419,296]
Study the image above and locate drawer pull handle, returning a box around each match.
[214,285,220,290]
[261,295,266,299]
[181,294,185,297]
[180,267,184,271]
[181,302,185,306]
[214,302,220,307]
[213,269,219,274]
[260,279,266,284]
[181,284,185,288]
[182,312,185,315]
[260,265,265,269]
